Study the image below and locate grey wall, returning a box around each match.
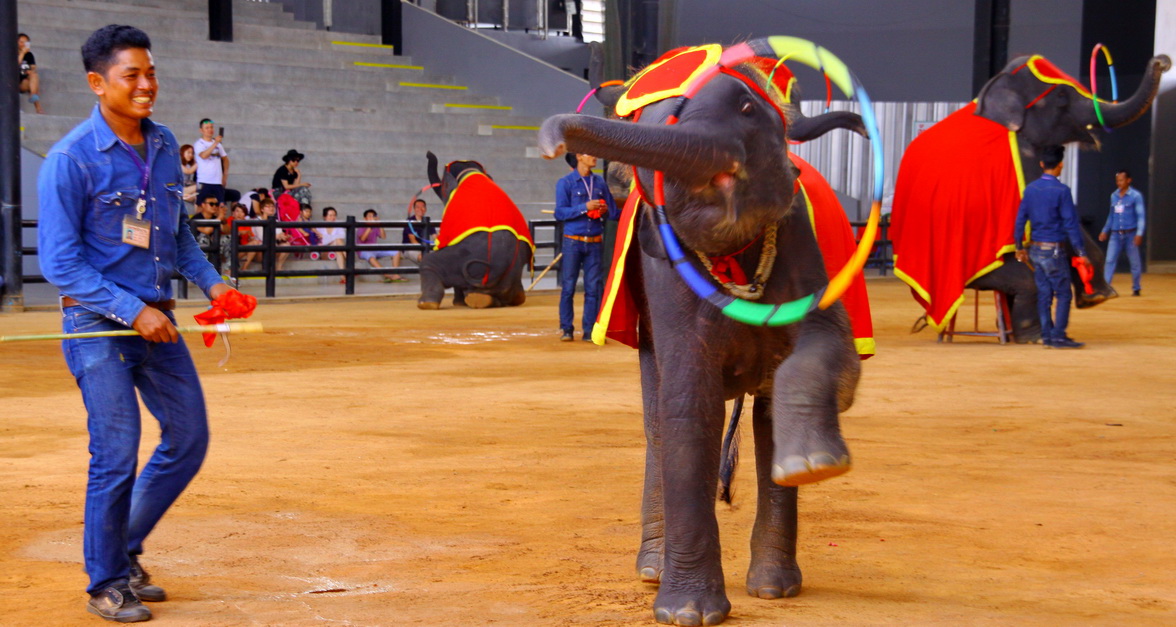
[1150,0,1176,261]
[401,2,594,119]
[478,30,591,80]
[1007,0,1084,77]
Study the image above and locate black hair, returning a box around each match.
[199,118,213,127]
[81,24,152,76]
[1040,145,1065,170]
[1116,169,1132,179]
[413,198,427,207]
[322,206,337,217]
[198,193,219,206]
[364,209,377,218]
[300,203,312,212]
[18,33,29,40]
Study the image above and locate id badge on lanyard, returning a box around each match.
[119,141,152,249]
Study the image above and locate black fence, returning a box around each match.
[20,214,889,297]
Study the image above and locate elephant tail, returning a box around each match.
[909,315,930,334]
[460,235,526,288]
[718,395,745,505]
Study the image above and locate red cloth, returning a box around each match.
[890,102,1023,330]
[434,171,534,251]
[594,155,875,359]
[193,289,257,347]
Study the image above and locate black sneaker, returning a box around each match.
[1052,337,1085,349]
[1133,289,1141,296]
[128,555,167,602]
[560,329,574,342]
[87,582,151,623]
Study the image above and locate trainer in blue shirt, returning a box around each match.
[1098,169,1146,295]
[1013,145,1091,349]
[554,153,619,341]
[37,25,247,622]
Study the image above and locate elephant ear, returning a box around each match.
[974,73,1026,132]
[426,152,444,200]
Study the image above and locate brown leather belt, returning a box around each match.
[564,234,603,243]
[1112,229,1136,234]
[61,296,175,311]
[1030,241,1060,249]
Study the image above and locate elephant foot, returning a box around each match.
[1075,285,1118,309]
[772,452,850,486]
[637,538,664,583]
[465,292,494,309]
[746,551,802,599]
[452,298,468,307]
[653,585,731,626]
[417,300,440,310]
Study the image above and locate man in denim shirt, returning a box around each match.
[1098,169,1146,296]
[1013,146,1091,349]
[554,153,618,341]
[37,25,246,622]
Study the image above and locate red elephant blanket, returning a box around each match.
[890,102,1025,330]
[593,153,875,359]
[434,170,535,252]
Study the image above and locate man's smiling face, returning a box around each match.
[89,47,157,121]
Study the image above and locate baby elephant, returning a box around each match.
[417,152,534,309]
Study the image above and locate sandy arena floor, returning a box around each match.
[1,276,1174,626]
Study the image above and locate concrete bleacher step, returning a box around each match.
[16,0,563,217]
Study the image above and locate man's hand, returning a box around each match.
[209,283,231,301]
[1134,235,1143,247]
[133,307,178,343]
[1015,249,1028,264]
[1077,255,1091,269]
[1098,232,1108,242]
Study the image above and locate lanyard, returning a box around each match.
[580,174,594,199]
[118,139,151,219]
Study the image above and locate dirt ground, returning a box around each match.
[1,276,1174,626]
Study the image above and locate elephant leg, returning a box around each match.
[636,344,664,584]
[771,306,859,487]
[652,368,730,626]
[452,287,468,307]
[968,257,1041,343]
[1073,227,1118,309]
[417,262,446,310]
[747,394,802,599]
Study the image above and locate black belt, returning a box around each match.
[1112,229,1136,234]
[61,296,175,311]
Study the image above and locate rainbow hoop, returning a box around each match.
[644,36,883,326]
[1089,43,1119,131]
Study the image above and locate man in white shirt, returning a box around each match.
[194,118,229,204]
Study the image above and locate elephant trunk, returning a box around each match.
[787,109,867,142]
[1093,55,1171,128]
[538,114,745,189]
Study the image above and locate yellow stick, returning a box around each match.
[1,321,264,343]
[526,253,563,292]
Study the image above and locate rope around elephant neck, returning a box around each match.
[693,224,778,300]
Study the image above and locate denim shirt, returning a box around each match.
[554,169,619,237]
[1101,187,1146,235]
[38,104,223,326]
[1013,174,1087,257]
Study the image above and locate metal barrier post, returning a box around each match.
[344,215,356,295]
[0,0,23,311]
[265,216,277,297]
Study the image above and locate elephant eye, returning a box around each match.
[740,98,755,115]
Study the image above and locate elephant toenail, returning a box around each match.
[703,611,727,625]
[757,586,783,598]
[675,611,703,626]
[783,584,801,597]
[655,608,675,624]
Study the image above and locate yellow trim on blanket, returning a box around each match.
[854,337,876,356]
[441,226,536,254]
[592,185,640,345]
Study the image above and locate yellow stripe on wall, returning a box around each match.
[400,82,468,90]
[354,61,423,70]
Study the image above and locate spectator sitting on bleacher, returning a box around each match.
[358,209,406,282]
[230,202,260,271]
[401,198,436,264]
[246,187,270,217]
[17,33,44,114]
[317,206,347,279]
[191,193,231,270]
[253,197,291,271]
[180,144,198,207]
[273,149,312,205]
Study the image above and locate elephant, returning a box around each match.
[540,50,869,625]
[891,53,1171,342]
[416,152,534,309]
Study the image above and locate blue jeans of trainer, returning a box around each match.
[559,238,603,334]
[1103,230,1142,292]
[1029,245,1073,342]
[61,307,209,594]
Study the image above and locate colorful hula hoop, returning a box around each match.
[406,182,441,246]
[1090,43,1119,131]
[576,80,625,114]
[646,36,883,327]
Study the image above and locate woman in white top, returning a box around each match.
[317,206,347,279]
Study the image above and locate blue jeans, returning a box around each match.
[1103,230,1142,292]
[1028,245,1073,342]
[61,307,209,594]
[559,238,603,334]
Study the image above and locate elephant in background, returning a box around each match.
[416,152,534,309]
[540,47,868,625]
[891,53,1170,342]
